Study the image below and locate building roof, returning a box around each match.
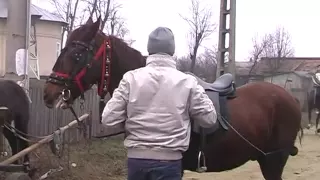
[251,57,320,75]
[0,1,67,24]
[225,61,254,76]
[235,61,254,76]
[263,71,312,78]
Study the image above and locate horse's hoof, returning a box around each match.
[196,166,207,173]
[290,146,298,156]
[307,124,312,129]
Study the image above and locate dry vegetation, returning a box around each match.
[33,136,127,180]
[0,135,127,180]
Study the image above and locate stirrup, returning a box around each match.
[196,151,207,173]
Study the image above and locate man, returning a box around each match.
[101,27,217,180]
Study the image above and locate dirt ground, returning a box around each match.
[184,127,320,180]
[20,127,320,180]
[1,114,320,180]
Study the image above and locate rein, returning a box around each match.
[47,37,112,124]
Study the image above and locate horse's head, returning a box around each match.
[43,16,106,108]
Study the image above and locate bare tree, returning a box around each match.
[200,47,218,81]
[180,0,216,72]
[51,0,134,47]
[176,56,191,72]
[248,27,295,76]
[176,53,217,82]
[82,0,112,30]
[248,34,271,75]
[107,7,134,44]
[203,46,218,64]
[83,0,134,45]
[50,0,82,33]
[50,0,86,49]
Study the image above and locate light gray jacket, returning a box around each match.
[101,54,217,160]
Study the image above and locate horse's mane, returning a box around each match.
[103,34,146,70]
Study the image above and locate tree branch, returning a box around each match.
[180,0,216,72]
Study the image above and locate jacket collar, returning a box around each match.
[146,54,176,68]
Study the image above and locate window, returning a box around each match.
[56,42,61,58]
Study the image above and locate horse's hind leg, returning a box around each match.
[316,113,320,134]
[14,115,30,164]
[257,152,289,180]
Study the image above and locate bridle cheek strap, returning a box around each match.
[52,39,107,94]
[74,68,87,92]
[95,39,108,96]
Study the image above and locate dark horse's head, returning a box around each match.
[43,16,145,108]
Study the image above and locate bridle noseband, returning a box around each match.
[47,37,112,123]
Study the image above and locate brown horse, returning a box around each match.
[0,80,30,165]
[43,17,303,180]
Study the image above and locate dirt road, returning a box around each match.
[184,128,320,180]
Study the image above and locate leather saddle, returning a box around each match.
[184,72,236,173]
[186,72,235,96]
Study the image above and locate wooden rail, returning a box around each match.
[0,113,90,165]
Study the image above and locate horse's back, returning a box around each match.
[237,81,300,110]
[233,81,301,142]
[0,80,29,114]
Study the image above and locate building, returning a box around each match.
[234,61,254,87]
[0,2,67,77]
[250,57,320,110]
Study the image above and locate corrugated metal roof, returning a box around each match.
[294,71,312,78]
[252,57,320,75]
[0,2,67,24]
[263,71,312,78]
[30,4,66,24]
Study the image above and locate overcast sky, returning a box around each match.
[33,0,320,61]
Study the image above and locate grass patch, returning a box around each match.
[30,135,126,180]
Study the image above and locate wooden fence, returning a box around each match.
[27,79,123,142]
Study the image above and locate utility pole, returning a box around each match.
[24,0,32,93]
[5,0,28,75]
[216,0,236,80]
[5,0,33,102]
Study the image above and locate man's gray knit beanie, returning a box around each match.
[147,27,175,56]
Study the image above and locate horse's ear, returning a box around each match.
[91,16,101,34]
[96,15,102,23]
[86,17,93,25]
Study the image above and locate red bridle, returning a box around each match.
[49,38,112,98]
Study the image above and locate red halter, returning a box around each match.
[50,38,112,97]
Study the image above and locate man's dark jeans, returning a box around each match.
[127,158,182,180]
